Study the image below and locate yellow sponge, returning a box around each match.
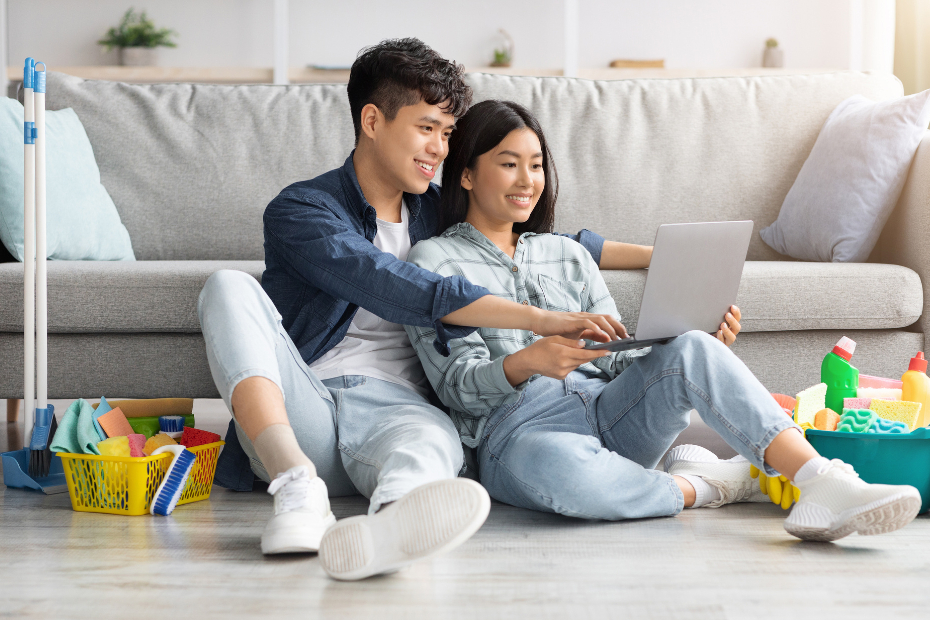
[870,399,922,431]
[97,436,131,457]
[794,383,827,430]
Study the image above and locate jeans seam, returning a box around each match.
[489,453,606,520]
[280,330,333,404]
[482,389,529,445]
[338,442,382,469]
[598,367,681,432]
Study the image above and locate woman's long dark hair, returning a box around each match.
[439,100,558,235]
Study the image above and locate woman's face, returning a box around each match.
[461,127,545,226]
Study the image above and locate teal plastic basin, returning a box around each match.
[806,427,930,514]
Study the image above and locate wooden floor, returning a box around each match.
[2,400,929,619]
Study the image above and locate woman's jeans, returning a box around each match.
[198,270,464,513]
[478,331,799,520]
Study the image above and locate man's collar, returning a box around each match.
[341,150,422,221]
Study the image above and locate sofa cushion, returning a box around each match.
[0,260,262,333]
[0,260,920,335]
[602,261,922,334]
[47,71,903,262]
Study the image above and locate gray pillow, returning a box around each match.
[760,90,930,262]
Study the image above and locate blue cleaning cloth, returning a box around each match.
[91,396,111,441]
[49,399,102,455]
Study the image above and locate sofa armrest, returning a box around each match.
[871,130,930,336]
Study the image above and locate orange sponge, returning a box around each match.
[814,408,840,431]
[98,407,134,438]
[143,433,177,456]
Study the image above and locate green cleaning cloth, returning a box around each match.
[50,399,102,455]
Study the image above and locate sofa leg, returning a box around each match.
[6,399,19,423]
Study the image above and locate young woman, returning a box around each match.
[404,100,920,540]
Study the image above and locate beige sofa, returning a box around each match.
[0,70,925,407]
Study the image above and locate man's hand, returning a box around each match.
[503,336,609,386]
[530,310,628,343]
[716,305,741,346]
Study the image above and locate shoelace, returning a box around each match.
[267,468,314,514]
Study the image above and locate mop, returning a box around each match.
[0,58,65,493]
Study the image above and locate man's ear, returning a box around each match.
[359,103,383,141]
[461,167,474,191]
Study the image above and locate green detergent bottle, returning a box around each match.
[821,336,859,414]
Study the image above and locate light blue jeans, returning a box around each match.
[198,270,464,513]
[478,331,800,520]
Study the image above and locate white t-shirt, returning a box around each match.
[309,202,430,396]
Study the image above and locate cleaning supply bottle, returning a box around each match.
[901,352,930,428]
[821,336,858,414]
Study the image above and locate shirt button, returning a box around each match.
[512,266,518,272]
[519,239,524,244]
[522,300,529,305]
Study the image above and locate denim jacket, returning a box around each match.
[216,152,607,490]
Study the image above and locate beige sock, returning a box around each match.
[252,424,316,480]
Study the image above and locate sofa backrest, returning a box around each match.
[48,71,903,261]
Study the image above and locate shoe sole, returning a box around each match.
[784,490,921,542]
[318,478,490,581]
[261,512,337,555]
[664,444,717,471]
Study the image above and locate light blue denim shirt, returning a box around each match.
[405,223,650,447]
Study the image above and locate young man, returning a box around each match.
[198,39,688,580]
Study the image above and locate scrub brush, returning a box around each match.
[150,444,197,516]
[28,404,56,478]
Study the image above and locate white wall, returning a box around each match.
[5,0,886,71]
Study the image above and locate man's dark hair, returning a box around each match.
[347,38,472,143]
[439,100,558,236]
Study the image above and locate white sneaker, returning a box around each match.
[784,459,920,542]
[664,444,768,507]
[318,478,490,581]
[261,466,336,555]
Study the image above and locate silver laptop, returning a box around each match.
[585,221,753,352]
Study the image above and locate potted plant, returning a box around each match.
[763,38,784,68]
[490,29,514,68]
[98,8,178,67]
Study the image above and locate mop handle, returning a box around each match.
[34,63,47,411]
[22,58,35,440]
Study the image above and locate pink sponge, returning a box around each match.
[844,397,872,410]
[127,434,146,457]
[180,427,221,448]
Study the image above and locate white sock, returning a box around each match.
[679,474,721,508]
[792,456,830,484]
[252,423,316,480]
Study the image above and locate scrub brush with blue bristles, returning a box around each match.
[150,445,197,516]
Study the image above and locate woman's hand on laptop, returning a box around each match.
[530,310,627,343]
[715,305,742,346]
[503,336,610,386]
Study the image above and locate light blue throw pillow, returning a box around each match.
[0,97,134,261]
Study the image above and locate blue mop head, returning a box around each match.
[150,445,197,516]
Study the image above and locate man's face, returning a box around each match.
[371,99,456,195]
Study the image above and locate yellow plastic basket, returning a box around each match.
[58,441,224,516]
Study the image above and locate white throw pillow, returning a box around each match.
[760,90,930,262]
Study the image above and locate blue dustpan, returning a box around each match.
[1,448,67,494]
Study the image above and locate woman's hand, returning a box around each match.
[503,336,609,386]
[716,305,741,346]
[530,309,628,343]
